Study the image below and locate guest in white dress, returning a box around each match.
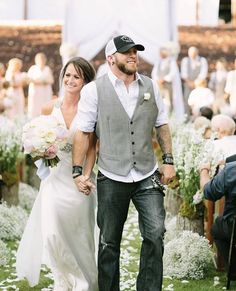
[27,52,54,118]
[188,79,215,118]
[16,57,98,291]
[224,58,236,117]
[5,58,27,119]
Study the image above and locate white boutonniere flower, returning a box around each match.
[144,93,151,101]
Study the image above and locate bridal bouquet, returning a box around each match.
[22,115,68,167]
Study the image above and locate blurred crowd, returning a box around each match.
[1,45,236,137]
[0,52,54,119]
[150,45,236,122]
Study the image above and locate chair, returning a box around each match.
[226,215,236,290]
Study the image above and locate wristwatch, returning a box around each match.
[162,153,174,165]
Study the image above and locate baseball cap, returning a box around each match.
[105,35,145,58]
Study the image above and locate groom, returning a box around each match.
[72,35,176,291]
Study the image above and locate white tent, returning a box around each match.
[62,0,177,64]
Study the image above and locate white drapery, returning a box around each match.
[62,0,177,64]
[176,0,220,26]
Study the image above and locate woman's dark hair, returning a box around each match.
[60,57,96,85]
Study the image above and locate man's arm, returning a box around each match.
[72,130,93,195]
[155,124,176,184]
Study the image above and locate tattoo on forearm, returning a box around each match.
[155,125,172,154]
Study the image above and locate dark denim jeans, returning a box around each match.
[97,170,166,291]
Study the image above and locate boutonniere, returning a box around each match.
[144,93,151,101]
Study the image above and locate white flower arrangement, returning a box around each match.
[163,231,213,279]
[0,202,28,240]
[0,117,23,186]
[22,115,69,167]
[143,93,151,101]
[170,119,220,217]
[18,182,38,211]
[0,239,10,266]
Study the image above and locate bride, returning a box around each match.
[16,57,98,291]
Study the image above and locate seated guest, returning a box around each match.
[200,160,236,278]
[188,79,215,118]
[193,116,211,139]
[199,106,213,120]
[211,114,236,160]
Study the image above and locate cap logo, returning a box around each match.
[121,36,133,43]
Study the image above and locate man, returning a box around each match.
[211,114,236,161]
[72,35,176,291]
[180,46,208,116]
[151,47,184,117]
[200,159,236,277]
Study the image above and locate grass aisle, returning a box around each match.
[0,203,235,290]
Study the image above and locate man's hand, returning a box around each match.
[74,174,95,196]
[159,164,176,185]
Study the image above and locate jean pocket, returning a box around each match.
[150,170,165,193]
[97,171,108,182]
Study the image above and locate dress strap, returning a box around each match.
[54,99,63,109]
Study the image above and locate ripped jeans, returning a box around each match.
[97,170,166,291]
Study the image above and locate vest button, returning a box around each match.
[130,121,133,124]
[131,131,134,135]
[133,162,136,165]
[132,152,135,155]
[132,142,135,145]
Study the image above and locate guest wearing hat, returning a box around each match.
[73,34,176,291]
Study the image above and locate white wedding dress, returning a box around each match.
[16,101,98,291]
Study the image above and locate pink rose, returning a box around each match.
[44,144,58,158]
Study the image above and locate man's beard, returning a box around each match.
[116,61,137,75]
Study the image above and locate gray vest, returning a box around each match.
[187,57,201,81]
[95,74,158,176]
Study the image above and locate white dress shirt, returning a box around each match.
[77,69,168,182]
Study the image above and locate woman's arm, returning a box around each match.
[84,132,97,177]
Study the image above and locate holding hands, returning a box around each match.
[72,165,95,195]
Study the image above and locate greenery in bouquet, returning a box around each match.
[170,120,218,219]
[22,115,69,168]
[0,117,23,186]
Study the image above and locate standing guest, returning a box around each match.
[5,58,27,119]
[224,58,236,117]
[16,57,98,290]
[0,62,6,90]
[181,46,208,116]
[27,53,54,118]
[73,35,176,291]
[151,47,184,117]
[208,58,228,114]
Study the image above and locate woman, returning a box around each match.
[5,58,27,119]
[16,57,98,291]
[27,52,54,118]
